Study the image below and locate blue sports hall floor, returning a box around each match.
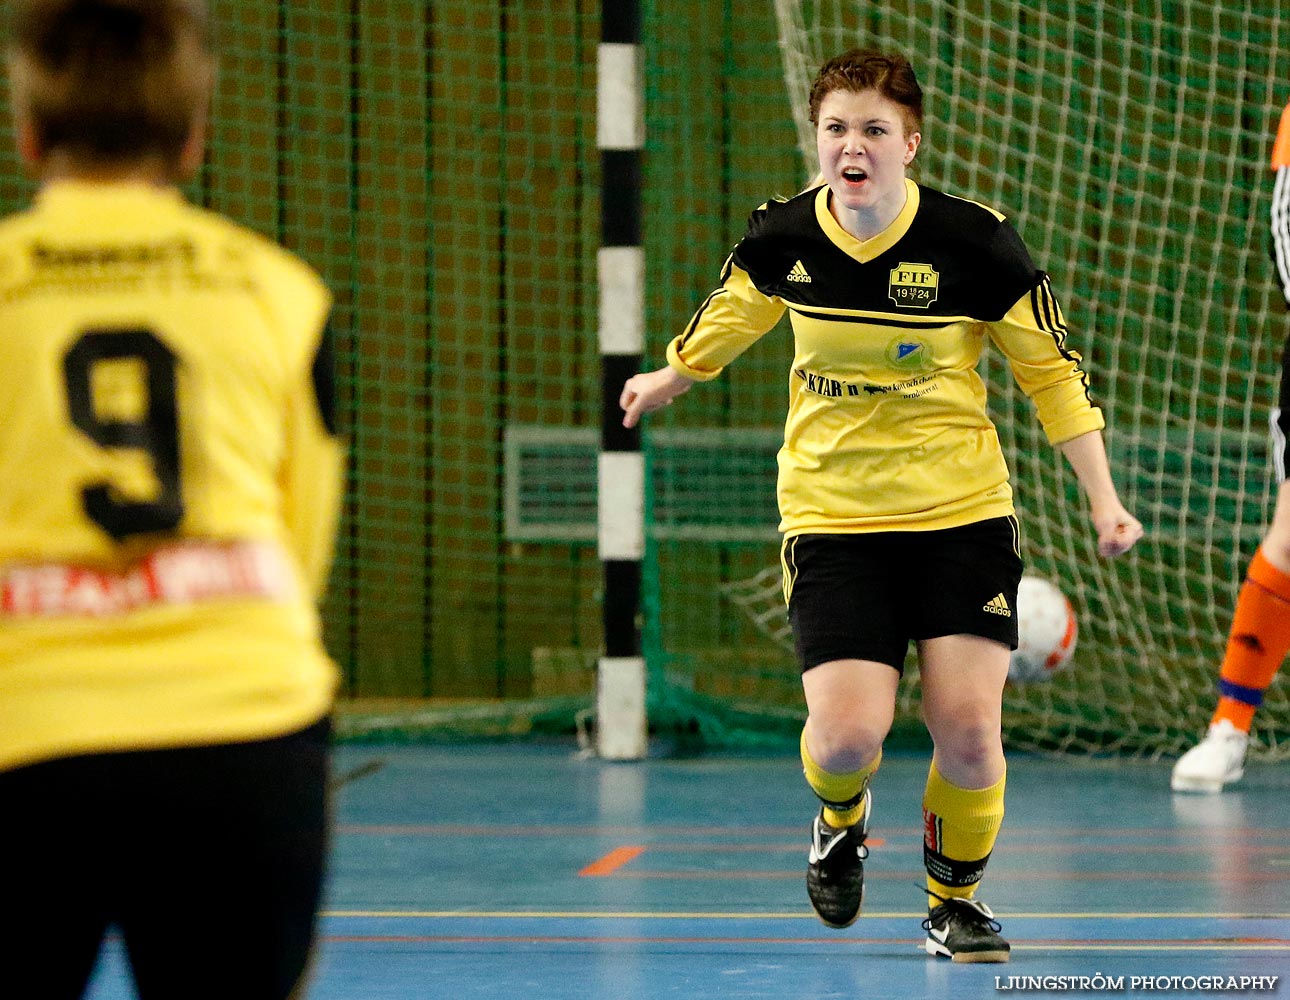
[84,740,1290,999]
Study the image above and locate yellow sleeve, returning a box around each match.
[280,322,345,600]
[988,278,1105,446]
[665,259,787,381]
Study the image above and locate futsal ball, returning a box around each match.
[1008,576,1078,684]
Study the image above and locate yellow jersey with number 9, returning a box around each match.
[0,180,343,772]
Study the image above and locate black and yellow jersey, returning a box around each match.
[666,179,1105,535]
[0,180,343,772]
[1271,101,1290,302]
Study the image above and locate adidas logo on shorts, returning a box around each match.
[982,593,1012,617]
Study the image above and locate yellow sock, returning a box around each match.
[800,728,880,828]
[922,761,1005,906]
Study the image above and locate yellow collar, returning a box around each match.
[814,178,920,264]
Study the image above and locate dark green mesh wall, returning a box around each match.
[225,3,604,719]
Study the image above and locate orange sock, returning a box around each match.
[1212,548,1290,732]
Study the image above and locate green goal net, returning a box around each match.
[648,0,1290,758]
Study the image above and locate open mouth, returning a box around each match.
[841,167,867,185]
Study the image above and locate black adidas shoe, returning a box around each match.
[922,891,1011,963]
[805,787,871,928]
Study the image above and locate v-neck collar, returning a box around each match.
[814,178,920,264]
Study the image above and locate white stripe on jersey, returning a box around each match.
[1272,167,1290,306]
[1272,408,1286,484]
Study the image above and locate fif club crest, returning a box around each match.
[888,261,938,309]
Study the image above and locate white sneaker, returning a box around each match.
[1171,720,1249,793]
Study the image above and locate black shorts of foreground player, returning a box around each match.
[621,48,1142,963]
[0,722,330,998]
[0,2,344,997]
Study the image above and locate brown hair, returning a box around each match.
[807,49,923,137]
[6,0,214,169]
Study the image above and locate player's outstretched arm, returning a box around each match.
[1057,429,1143,558]
[620,365,696,428]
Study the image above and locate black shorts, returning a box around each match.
[1276,328,1290,480]
[782,516,1024,673]
[0,718,331,1000]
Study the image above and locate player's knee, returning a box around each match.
[806,714,887,771]
[926,713,1002,771]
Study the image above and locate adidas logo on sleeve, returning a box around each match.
[787,260,812,283]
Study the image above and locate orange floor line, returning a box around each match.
[579,844,646,876]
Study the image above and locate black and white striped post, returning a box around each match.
[596,1,647,759]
